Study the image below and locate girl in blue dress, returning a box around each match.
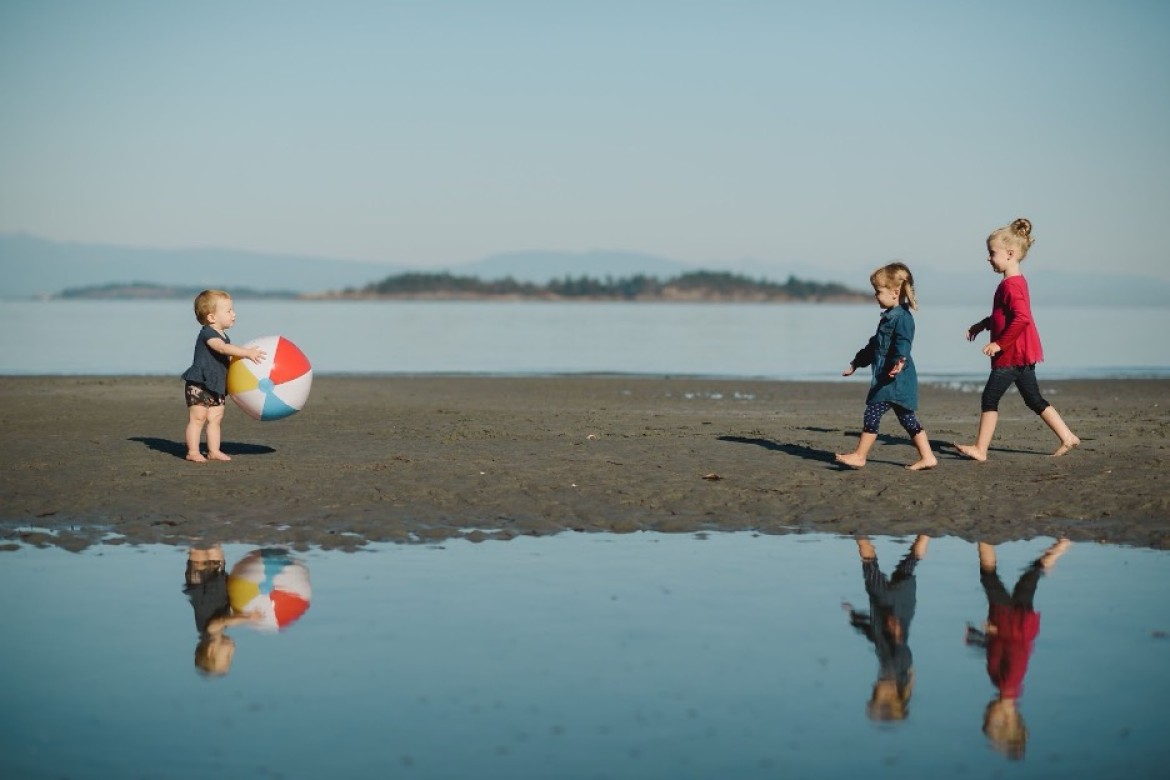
[836,262,937,471]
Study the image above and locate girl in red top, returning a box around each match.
[955,218,1080,461]
[965,538,1070,760]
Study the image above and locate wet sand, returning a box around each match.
[2,375,1168,551]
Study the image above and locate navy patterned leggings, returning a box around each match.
[863,401,924,436]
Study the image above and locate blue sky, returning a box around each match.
[2,0,1168,281]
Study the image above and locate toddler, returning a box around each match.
[181,290,265,462]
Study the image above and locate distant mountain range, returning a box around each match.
[2,232,1167,306]
[0,233,402,298]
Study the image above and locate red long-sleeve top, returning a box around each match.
[985,604,1041,699]
[985,275,1044,368]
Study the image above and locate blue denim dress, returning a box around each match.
[850,304,919,410]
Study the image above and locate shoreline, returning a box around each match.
[2,375,1168,552]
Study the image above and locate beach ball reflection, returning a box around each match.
[227,548,312,631]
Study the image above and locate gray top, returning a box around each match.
[181,325,231,395]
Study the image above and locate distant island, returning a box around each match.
[55,271,869,303]
[55,282,299,300]
[320,271,870,301]
[317,270,869,302]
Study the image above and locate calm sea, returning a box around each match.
[1,299,1168,380]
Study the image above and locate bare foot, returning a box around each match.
[953,443,987,462]
[1051,436,1080,457]
[906,456,938,471]
[835,452,865,469]
[1039,537,1071,569]
[186,452,208,463]
[207,451,232,462]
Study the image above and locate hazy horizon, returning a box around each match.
[7,230,1170,307]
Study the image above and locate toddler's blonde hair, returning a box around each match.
[870,262,918,311]
[194,635,232,676]
[193,289,230,325]
[989,217,1035,261]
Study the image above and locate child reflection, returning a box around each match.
[843,534,929,722]
[183,544,261,676]
[965,538,1071,760]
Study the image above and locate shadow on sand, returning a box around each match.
[717,435,836,464]
[129,437,277,459]
[718,433,963,468]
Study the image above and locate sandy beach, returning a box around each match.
[1,375,1167,552]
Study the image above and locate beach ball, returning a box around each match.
[227,335,312,421]
[227,548,312,631]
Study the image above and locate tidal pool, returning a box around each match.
[1,532,1168,779]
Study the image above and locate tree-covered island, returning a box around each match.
[314,270,868,302]
[53,271,868,302]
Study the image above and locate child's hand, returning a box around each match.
[982,342,1002,357]
[887,358,906,378]
[966,322,984,341]
[842,364,856,377]
[245,347,267,363]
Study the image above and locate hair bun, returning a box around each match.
[1011,218,1032,238]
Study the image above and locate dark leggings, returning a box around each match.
[981,364,1051,414]
[863,402,924,436]
[981,564,1043,611]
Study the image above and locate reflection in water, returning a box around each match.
[182,545,312,676]
[226,548,313,632]
[966,538,1071,760]
[843,535,930,722]
[3,533,1167,779]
